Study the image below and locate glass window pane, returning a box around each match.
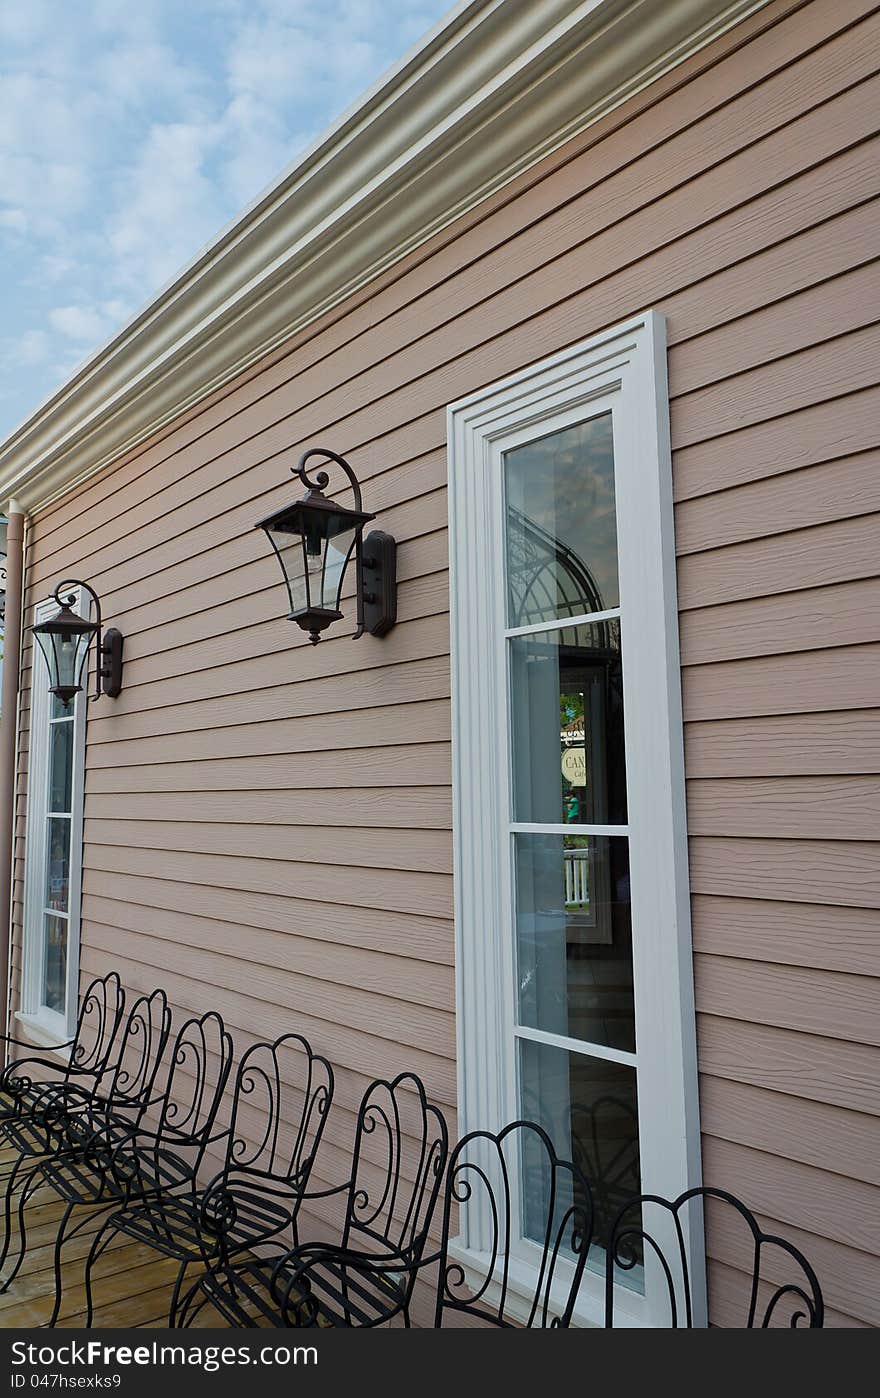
[50,691,71,720]
[42,913,67,1016]
[48,719,74,813]
[510,620,626,825]
[519,1037,642,1282]
[45,816,71,913]
[505,413,618,628]
[515,833,634,1053]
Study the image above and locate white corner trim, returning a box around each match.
[0,0,769,513]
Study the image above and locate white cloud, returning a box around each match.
[39,254,76,283]
[48,305,110,343]
[106,119,227,295]
[0,209,28,236]
[18,330,51,365]
[48,300,133,345]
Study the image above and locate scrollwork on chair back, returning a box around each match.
[69,972,126,1076]
[604,1186,824,1328]
[105,988,172,1108]
[158,1011,234,1149]
[225,1034,333,1180]
[435,1119,593,1328]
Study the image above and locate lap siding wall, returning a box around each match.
[10,0,880,1326]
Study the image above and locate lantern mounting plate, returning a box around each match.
[100,627,124,698]
[361,531,397,638]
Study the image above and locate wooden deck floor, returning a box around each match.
[0,1147,236,1329]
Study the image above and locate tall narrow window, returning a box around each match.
[448,313,701,1326]
[20,589,87,1041]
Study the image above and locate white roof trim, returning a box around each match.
[0,0,768,513]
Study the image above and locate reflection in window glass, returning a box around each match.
[45,816,71,914]
[48,720,74,813]
[43,913,67,1014]
[42,707,75,1014]
[505,413,618,628]
[515,833,634,1053]
[510,620,626,826]
[519,1038,642,1283]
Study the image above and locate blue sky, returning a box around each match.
[0,0,451,441]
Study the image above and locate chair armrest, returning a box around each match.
[1,1051,71,1087]
[0,1032,74,1054]
[300,1180,352,1201]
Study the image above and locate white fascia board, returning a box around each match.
[0,0,769,513]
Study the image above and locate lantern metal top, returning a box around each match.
[33,595,99,639]
[255,448,375,537]
[255,488,374,538]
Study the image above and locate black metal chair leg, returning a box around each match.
[174,1274,207,1330]
[0,1151,25,1276]
[47,1201,76,1328]
[83,1219,116,1329]
[0,1164,41,1292]
[167,1260,193,1329]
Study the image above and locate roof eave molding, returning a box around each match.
[0,0,768,512]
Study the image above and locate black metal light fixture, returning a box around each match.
[256,447,397,645]
[31,580,124,708]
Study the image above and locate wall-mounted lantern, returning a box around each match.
[256,447,396,645]
[31,580,124,708]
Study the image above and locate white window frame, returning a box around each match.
[447,312,702,1328]
[18,588,88,1044]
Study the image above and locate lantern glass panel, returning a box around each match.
[265,529,309,616]
[321,516,360,613]
[264,512,360,619]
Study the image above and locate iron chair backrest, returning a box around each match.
[98,987,172,1117]
[193,1034,333,1276]
[156,1011,234,1153]
[340,1072,448,1281]
[1,972,125,1113]
[604,1185,824,1328]
[435,1120,594,1328]
[67,972,127,1081]
[222,1032,333,1189]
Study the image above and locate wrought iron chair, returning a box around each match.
[434,1119,593,1327]
[1,990,181,1322]
[0,971,125,1126]
[604,1186,824,1327]
[0,982,166,1284]
[176,1071,448,1328]
[83,1031,333,1327]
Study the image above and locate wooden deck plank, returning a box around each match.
[0,1178,233,1330]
